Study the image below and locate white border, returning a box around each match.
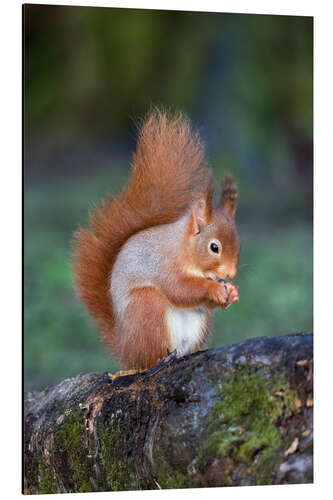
[2,1,332,498]
[7,0,316,16]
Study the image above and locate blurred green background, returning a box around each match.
[24,5,313,391]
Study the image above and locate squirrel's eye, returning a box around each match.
[210,242,219,254]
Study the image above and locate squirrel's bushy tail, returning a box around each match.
[72,109,213,349]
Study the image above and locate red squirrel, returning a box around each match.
[72,109,240,371]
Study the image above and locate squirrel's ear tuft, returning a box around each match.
[219,175,238,218]
[191,197,211,234]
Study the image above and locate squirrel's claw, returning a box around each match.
[223,282,239,309]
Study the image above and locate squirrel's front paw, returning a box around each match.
[207,282,229,308]
[224,282,239,309]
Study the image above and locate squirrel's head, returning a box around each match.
[185,176,240,282]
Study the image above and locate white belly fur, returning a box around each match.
[166,306,206,356]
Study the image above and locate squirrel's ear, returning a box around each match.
[191,198,211,234]
[219,175,238,218]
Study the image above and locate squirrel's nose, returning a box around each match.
[226,267,237,279]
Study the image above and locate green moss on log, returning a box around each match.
[153,453,198,490]
[55,410,93,493]
[98,419,136,491]
[38,462,54,494]
[152,435,198,489]
[198,366,299,485]
[155,470,196,489]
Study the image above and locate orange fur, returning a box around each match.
[115,287,171,370]
[72,109,240,369]
[72,109,213,351]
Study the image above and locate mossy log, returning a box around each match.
[24,334,313,493]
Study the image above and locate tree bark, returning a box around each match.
[24,334,313,494]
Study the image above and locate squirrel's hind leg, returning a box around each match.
[116,287,171,370]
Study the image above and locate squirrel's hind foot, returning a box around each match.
[108,369,144,381]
